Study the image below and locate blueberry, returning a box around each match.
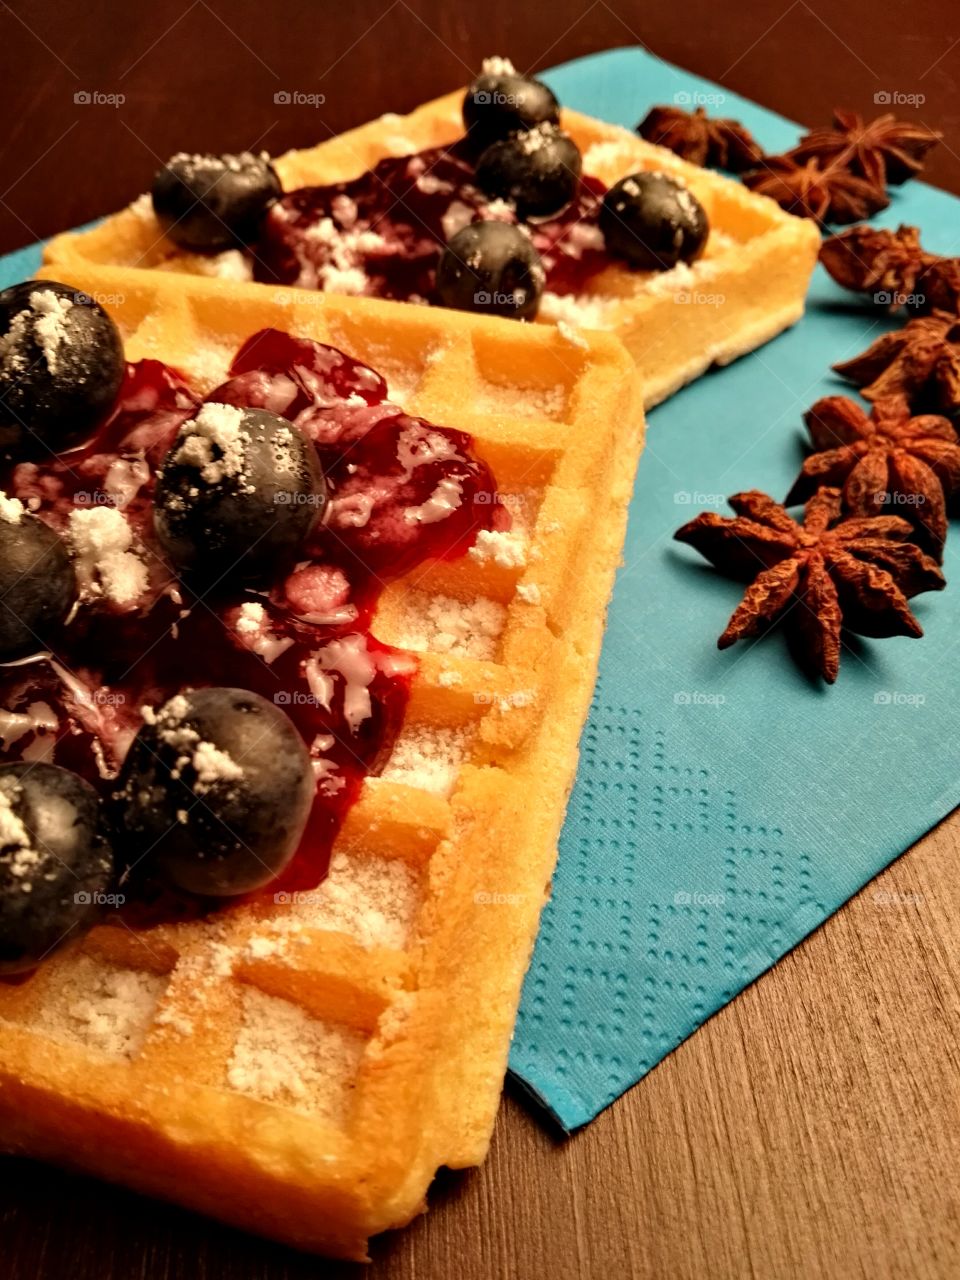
[475,125,582,219]
[153,404,325,585]
[117,688,314,897]
[0,500,76,660]
[435,222,545,321]
[462,71,560,153]
[151,151,282,253]
[0,763,114,975]
[0,281,124,455]
[599,172,709,271]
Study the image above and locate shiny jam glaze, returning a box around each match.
[0,330,506,895]
[256,140,610,299]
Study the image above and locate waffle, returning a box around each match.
[43,90,820,409]
[0,264,644,1258]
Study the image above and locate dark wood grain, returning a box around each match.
[1,3,960,1277]
[1,0,959,255]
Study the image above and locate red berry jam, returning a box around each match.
[0,330,505,895]
[256,140,610,300]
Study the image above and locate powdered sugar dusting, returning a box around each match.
[265,849,421,950]
[468,528,528,569]
[0,490,25,524]
[288,214,388,294]
[234,601,294,663]
[539,290,617,330]
[474,375,569,419]
[66,507,148,608]
[173,402,246,486]
[188,250,254,282]
[379,725,470,796]
[556,319,589,349]
[143,693,245,796]
[31,291,75,374]
[226,987,364,1118]
[0,289,76,377]
[0,776,40,888]
[392,591,506,661]
[482,55,517,75]
[26,956,168,1059]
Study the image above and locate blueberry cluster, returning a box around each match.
[0,686,315,974]
[145,68,709,327]
[435,65,710,321]
[0,283,325,973]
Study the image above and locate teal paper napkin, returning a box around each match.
[509,48,960,1129]
[2,48,958,1133]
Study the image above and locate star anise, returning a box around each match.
[919,258,960,315]
[786,396,960,555]
[743,155,888,225]
[819,224,935,302]
[790,109,942,187]
[675,488,944,682]
[819,224,960,315]
[833,312,960,416]
[637,104,764,172]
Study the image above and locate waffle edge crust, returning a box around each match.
[0,267,645,1259]
[43,89,820,409]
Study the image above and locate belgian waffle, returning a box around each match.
[0,266,644,1258]
[43,90,820,408]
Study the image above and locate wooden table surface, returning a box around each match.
[2,3,959,1277]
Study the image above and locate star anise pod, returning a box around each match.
[786,396,960,555]
[919,258,960,315]
[675,488,944,682]
[819,224,935,302]
[743,155,888,225]
[819,224,960,315]
[637,104,764,172]
[833,312,960,415]
[791,109,941,187]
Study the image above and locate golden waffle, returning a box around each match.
[0,265,644,1258]
[44,90,820,409]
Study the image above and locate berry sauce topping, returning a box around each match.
[255,139,610,301]
[0,329,505,904]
